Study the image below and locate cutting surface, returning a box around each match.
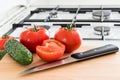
[0,45,120,80]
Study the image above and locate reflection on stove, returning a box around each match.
[94,26,110,36]
[92,10,111,20]
[77,25,120,40]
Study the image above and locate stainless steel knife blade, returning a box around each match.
[20,57,77,75]
[20,44,119,75]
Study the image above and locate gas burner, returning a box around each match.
[92,10,111,20]
[94,26,110,36]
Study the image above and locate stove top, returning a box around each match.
[5,5,120,41]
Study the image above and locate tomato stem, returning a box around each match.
[31,25,38,32]
[2,34,9,39]
[64,24,73,30]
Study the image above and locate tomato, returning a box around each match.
[0,34,14,50]
[20,27,49,53]
[54,27,82,53]
[36,39,65,62]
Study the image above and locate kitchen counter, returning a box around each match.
[0,5,120,80]
[0,45,120,80]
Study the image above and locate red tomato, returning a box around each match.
[36,39,65,62]
[20,27,49,53]
[54,27,82,53]
[0,34,14,50]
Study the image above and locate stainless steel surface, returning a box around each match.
[0,5,120,48]
[20,57,77,75]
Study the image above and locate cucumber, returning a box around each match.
[4,39,33,65]
[0,50,7,60]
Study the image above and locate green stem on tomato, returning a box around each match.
[64,24,73,30]
[31,25,38,32]
[2,34,9,39]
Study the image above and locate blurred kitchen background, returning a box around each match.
[1,0,120,23]
[1,0,120,47]
[1,0,120,18]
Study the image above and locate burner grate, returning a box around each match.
[4,5,120,41]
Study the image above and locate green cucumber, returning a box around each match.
[0,50,7,60]
[4,39,33,65]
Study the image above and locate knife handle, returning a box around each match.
[71,44,119,60]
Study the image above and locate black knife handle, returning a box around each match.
[71,44,119,60]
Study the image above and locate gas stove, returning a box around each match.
[2,5,120,47]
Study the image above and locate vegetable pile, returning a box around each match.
[0,34,14,50]
[20,26,49,53]
[36,39,65,62]
[0,34,33,65]
[5,39,33,65]
[0,34,14,60]
[0,25,82,65]
[54,25,82,52]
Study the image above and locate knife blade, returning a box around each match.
[20,44,119,75]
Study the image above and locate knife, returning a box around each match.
[20,44,119,75]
